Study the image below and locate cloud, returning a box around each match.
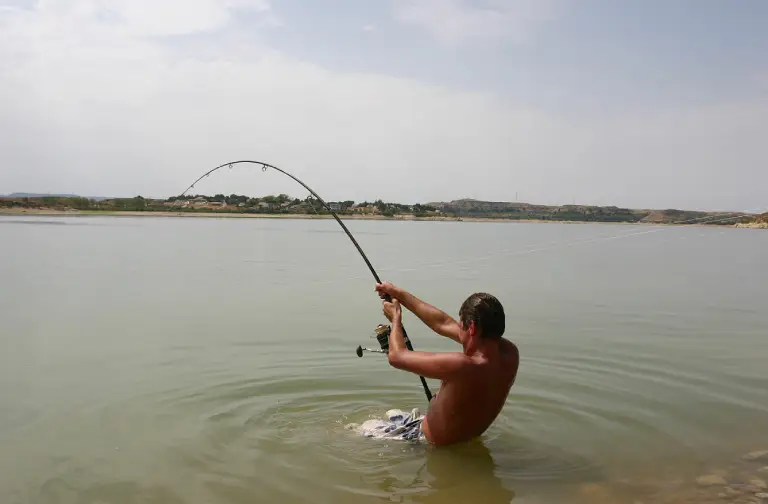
[363,24,376,32]
[393,0,561,47]
[0,0,766,211]
[3,0,273,37]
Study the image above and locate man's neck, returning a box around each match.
[463,338,499,358]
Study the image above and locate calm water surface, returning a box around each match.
[1,215,767,504]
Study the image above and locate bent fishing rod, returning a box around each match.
[176,160,433,402]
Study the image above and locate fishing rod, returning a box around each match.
[175,160,433,402]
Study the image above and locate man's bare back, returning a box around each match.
[375,282,519,447]
[423,338,518,445]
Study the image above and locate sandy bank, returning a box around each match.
[735,222,768,229]
[0,207,760,229]
[0,208,567,224]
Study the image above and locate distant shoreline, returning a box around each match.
[0,207,559,223]
[0,207,758,228]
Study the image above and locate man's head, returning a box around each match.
[458,293,505,340]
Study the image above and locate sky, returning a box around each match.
[0,0,766,211]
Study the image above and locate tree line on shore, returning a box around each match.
[0,193,439,217]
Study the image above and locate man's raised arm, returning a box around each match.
[382,298,471,381]
[375,282,462,343]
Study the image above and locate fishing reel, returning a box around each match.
[355,324,411,357]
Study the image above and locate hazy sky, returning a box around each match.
[1,0,766,210]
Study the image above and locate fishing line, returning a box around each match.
[239,207,767,290]
[345,207,764,279]
[254,209,757,287]
[174,160,434,402]
[254,205,767,290]
[371,206,768,276]
[170,177,761,281]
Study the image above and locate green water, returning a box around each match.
[1,215,767,504]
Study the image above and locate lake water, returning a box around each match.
[1,215,767,504]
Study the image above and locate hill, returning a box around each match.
[425,199,741,225]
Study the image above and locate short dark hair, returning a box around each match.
[459,293,505,339]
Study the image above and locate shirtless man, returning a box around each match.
[375,282,519,446]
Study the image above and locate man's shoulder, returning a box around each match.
[499,338,520,379]
[500,337,519,359]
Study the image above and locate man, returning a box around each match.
[373,282,519,447]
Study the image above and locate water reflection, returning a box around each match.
[413,441,515,504]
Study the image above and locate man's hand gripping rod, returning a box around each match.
[356,297,433,402]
